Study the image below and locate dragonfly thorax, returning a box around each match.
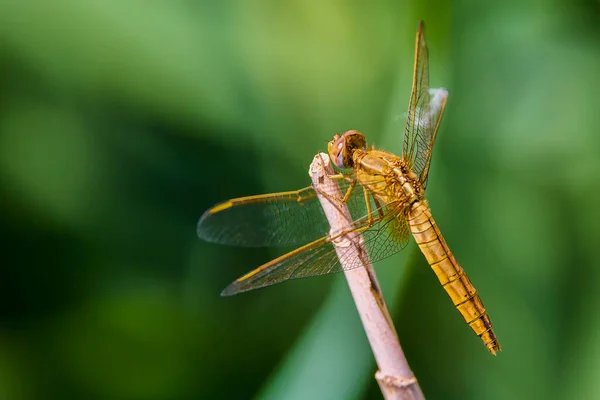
[328,130,425,210]
[351,148,425,214]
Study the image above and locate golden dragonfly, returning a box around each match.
[197,21,500,355]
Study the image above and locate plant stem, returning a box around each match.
[309,153,425,400]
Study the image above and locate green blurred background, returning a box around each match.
[1,1,599,399]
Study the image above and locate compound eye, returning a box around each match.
[334,141,346,168]
[328,135,348,168]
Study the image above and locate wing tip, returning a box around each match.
[220,285,236,296]
[197,200,233,241]
[221,281,247,296]
[415,20,427,49]
[196,210,211,240]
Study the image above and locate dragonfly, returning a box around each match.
[197,21,500,355]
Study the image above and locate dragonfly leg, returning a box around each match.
[324,173,351,181]
[363,186,375,226]
[336,190,379,237]
[334,191,384,239]
[372,197,385,220]
[314,178,357,207]
[341,179,357,203]
[359,188,385,229]
[327,188,384,243]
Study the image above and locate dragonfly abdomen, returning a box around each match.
[407,201,501,355]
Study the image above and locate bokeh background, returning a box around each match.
[1,1,599,399]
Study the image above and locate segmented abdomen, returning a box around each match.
[407,201,501,355]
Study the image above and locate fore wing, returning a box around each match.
[402,21,448,188]
[198,177,371,247]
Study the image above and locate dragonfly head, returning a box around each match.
[328,130,366,169]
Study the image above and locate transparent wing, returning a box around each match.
[221,200,410,296]
[419,87,448,188]
[402,21,448,188]
[198,170,413,295]
[198,185,328,247]
[198,174,383,247]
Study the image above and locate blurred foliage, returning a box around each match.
[1,1,599,399]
